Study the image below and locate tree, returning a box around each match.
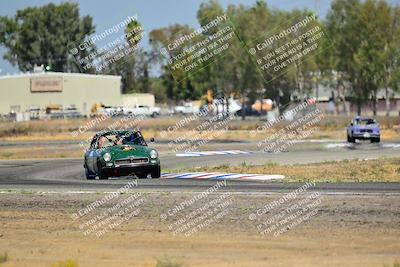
[196,0,233,116]
[380,4,400,116]
[354,0,392,116]
[222,2,267,120]
[149,24,199,101]
[145,0,399,114]
[0,3,95,73]
[101,19,149,94]
[326,0,368,115]
[325,0,400,116]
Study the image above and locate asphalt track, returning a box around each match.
[0,141,400,193]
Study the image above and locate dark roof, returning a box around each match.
[95,130,140,136]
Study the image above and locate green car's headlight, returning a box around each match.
[103,152,112,162]
[150,150,158,159]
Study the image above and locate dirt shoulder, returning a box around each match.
[0,192,399,267]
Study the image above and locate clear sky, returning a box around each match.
[0,0,398,74]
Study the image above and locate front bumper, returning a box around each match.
[102,159,160,176]
[352,133,380,139]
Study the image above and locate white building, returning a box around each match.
[0,72,122,115]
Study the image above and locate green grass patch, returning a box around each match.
[0,252,8,263]
[51,259,79,267]
[156,257,183,267]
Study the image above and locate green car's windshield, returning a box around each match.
[97,131,146,148]
[120,132,147,146]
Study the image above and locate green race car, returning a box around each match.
[84,130,160,179]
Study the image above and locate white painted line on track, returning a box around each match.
[161,172,284,181]
[325,143,352,148]
[2,191,400,196]
[291,139,338,143]
[381,143,400,148]
[176,150,252,157]
[325,142,400,149]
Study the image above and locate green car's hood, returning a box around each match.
[102,145,154,159]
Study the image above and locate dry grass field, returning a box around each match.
[0,116,399,143]
[174,157,400,183]
[0,115,399,138]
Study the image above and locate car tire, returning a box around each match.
[85,168,95,180]
[151,165,161,179]
[349,132,356,143]
[347,134,351,142]
[371,137,380,143]
[97,161,108,180]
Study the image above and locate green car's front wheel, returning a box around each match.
[85,167,95,180]
[151,165,161,179]
[97,161,109,180]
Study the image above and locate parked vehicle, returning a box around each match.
[213,98,242,115]
[123,105,161,117]
[46,105,83,119]
[347,117,380,143]
[235,105,261,116]
[174,103,200,114]
[101,106,123,117]
[26,106,41,120]
[63,106,83,118]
